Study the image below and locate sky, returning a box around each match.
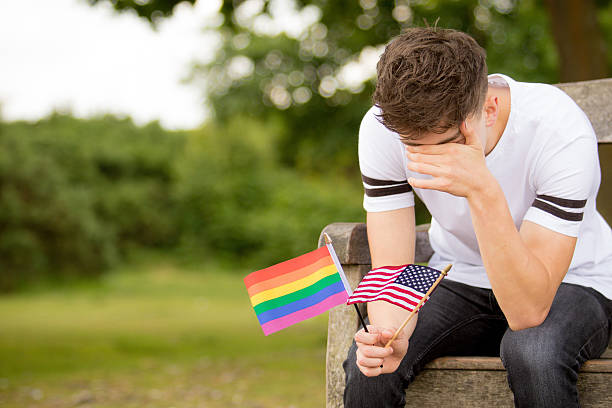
[0,0,222,130]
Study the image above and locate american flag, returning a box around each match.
[347,264,443,312]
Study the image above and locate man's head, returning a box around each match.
[373,27,488,143]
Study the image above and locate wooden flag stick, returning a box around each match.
[384,264,452,348]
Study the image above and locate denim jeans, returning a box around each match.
[343,280,612,408]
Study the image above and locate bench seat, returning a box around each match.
[319,222,612,408]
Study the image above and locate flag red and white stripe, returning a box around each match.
[347,264,442,312]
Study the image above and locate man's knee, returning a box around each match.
[500,327,581,407]
[500,327,567,374]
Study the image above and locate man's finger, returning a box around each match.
[406,143,451,155]
[406,150,452,166]
[406,160,445,178]
[379,327,405,345]
[358,344,394,358]
[408,177,450,191]
[355,328,381,345]
[358,364,383,377]
[357,354,385,368]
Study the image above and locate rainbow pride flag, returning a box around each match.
[244,243,352,335]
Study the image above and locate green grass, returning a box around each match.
[0,256,329,407]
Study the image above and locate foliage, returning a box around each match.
[175,115,364,268]
[85,0,196,24]
[600,1,612,69]
[195,0,565,175]
[0,114,184,290]
[0,113,365,290]
[8,0,612,290]
[0,130,115,289]
[88,1,612,177]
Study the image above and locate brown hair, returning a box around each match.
[373,27,488,139]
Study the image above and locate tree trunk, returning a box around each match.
[543,0,609,81]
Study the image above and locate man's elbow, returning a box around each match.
[507,309,549,331]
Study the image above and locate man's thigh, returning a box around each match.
[398,279,508,379]
[343,279,507,407]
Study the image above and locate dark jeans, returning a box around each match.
[343,280,612,408]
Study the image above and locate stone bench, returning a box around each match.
[319,78,612,407]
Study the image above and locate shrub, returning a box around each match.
[0,113,185,290]
[0,128,116,290]
[175,116,364,267]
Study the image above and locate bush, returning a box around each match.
[0,112,376,290]
[0,128,116,290]
[175,116,365,268]
[0,113,184,290]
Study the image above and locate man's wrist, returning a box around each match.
[467,173,503,211]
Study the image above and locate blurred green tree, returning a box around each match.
[175,116,366,268]
[202,0,562,175]
[91,0,611,176]
[86,0,196,22]
[0,113,184,290]
[4,0,611,289]
[543,0,609,81]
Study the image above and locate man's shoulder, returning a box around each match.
[360,105,385,131]
[496,74,581,114]
[359,105,401,145]
[509,77,595,143]
[514,79,577,110]
[358,105,407,176]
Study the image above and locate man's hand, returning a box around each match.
[354,325,409,377]
[405,121,495,199]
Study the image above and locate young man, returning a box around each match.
[344,27,612,407]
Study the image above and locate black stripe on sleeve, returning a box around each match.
[364,184,413,197]
[532,199,584,222]
[536,195,587,209]
[361,174,408,186]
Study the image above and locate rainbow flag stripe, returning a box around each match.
[244,245,350,335]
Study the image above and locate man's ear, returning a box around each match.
[483,95,498,127]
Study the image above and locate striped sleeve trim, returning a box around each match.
[531,196,585,222]
[536,195,587,209]
[362,174,412,198]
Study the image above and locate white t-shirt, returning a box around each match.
[359,73,612,299]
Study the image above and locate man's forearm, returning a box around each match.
[365,208,418,336]
[467,179,556,330]
[367,300,418,338]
